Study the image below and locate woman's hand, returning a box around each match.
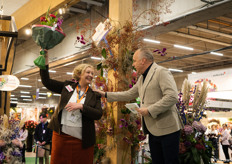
[40,48,48,65]
[0,140,5,147]
[65,102,83,112]
[93,89,105,97]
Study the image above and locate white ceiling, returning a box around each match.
[1,0,29,16]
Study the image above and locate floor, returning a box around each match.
[25,152,50,164]
[25,152,232,164]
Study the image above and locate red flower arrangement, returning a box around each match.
[25,120,38,134]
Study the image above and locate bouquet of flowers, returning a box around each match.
[119,109,146,163]
[32,8,66,69]
[177,79,212,164]
[0,115,23,164]
[25,120,38,134]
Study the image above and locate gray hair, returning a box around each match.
[137,48,154,62]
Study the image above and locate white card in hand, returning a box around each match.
[125,103,139,114]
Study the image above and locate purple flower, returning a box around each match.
[129,84,133,88]
[119,119,128,128]
[120,119,126,122]
[184,125,193,135]
[138,134,146,141]
[107,127,113,136]
[57,18,63,28]
[12,151,21,157]
[123,137,132,144]
[135,120,140,125]
[77,36,80,40]
[184,141,191,147]
[80,40,86,44]
[132,79,136,84]
[0,152,4,161]
[192,121,207,132]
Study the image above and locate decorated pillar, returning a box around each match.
[107,0,132,164]
[0,17,18,116]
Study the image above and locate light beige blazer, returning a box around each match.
[107,63,184,136]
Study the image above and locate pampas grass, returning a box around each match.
[182,79,208,121]
[181,79,192,109]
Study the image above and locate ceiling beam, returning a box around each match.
[188,25,232,39]
[169,31,231,46]
[145,0,232,36]
[12,0,81,30]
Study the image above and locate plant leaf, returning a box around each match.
[97,63,102,70]
[102,48,107,59]
[101,68,103,77]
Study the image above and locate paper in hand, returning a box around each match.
[125,103,139,114]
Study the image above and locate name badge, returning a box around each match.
[43,130,46,134]
[65,85,73,92]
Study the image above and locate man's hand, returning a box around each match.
[37,141,42,146]
[65,102,83,112]
[42,141,46,145]
[136,107,149,116]
[93,89,105,97]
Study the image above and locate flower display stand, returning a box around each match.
[26,133,34,152]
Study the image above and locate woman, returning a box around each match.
[206,125,218,161]
[18,124,28,164]
[12,124,28,164]
[40,51,103,164]
[221,124,230,163]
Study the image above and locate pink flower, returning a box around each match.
[184,125,193,135]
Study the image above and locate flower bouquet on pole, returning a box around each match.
[32,8,66,69]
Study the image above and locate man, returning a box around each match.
[34,113,53,164]
[96,48,183,164]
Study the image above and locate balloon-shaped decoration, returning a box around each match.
[0,75,20,91]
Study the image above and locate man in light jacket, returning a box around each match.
[96,48,183,164]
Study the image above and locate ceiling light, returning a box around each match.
[168,68,183,72]
[25,29,31,35]
[21,95,31,98]
[23,99,32,101]
[192,72,197,74]
[91,57,102,60]
[10,101,18,104]
[47,92,52,97]
[174,44,193,51]
[21,78,29,80]
[64,55,75,60]
[42,87,46,89]
[39,97,46,99]
[0,8,3,15]
[53,94,61,96]
[38,79,41,82]
[39,93,47,95]
[210,52,223,56]
[143,38,160,44]
[81,0,103,6]
[63,61,77,66]
[10,98,18,100]
[20,91,30,94]
[59,8,63,15]
[11,95,15,97]
[66,72,73,75]
[19,85,32,88]
[49,70,56,73]
[141,25,152,30]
